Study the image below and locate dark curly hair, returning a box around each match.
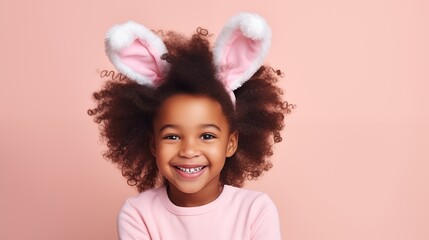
[88,30,292,192]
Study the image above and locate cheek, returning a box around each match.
[154,147,172,174]
[155,143,177,161]
[207,142,229,158]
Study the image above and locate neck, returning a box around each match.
[166,182,224,207]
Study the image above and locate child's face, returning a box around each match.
[151,94,237,204]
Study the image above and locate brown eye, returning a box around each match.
[200,133,216,140]
[164,135,180,140]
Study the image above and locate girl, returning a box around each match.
[89,12,291,240]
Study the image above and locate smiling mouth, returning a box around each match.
[175,166,206,174]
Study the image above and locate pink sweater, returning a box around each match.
[117,185,282,240]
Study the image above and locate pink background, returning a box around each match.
[1,0,428,239]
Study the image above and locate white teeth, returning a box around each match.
[176,166,204,174]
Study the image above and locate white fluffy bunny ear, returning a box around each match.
[213,13,272,92]
[105,21,169,87]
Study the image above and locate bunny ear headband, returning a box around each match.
[105,12,272,104]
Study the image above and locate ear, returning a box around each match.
[213,13,271,91]
[226,131,239,157]
[105,21,170,87]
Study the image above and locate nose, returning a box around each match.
[178,138,201,158]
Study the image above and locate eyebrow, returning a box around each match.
[158,124,222,133]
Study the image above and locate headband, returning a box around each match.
[105,12,272,104]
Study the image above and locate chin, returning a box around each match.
[173,183,206,194]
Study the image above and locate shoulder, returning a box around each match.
[124,186,164,207]
[225,185,277,208]
[117,186,165,222]
[224,186,282,239]
[223,185,279,221]
[116,187,166,239]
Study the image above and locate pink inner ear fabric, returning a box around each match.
[220,29,262,87]
[118,39,163,84]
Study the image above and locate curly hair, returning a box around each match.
[88,30,292,192]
